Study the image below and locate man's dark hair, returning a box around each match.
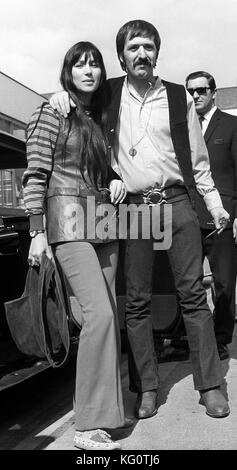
[116,19,161,70]
[185,71,216,92]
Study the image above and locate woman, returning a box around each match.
[22,41,128,450]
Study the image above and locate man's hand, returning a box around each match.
[109,180,127,205]
[49,91,75,117]
[209,207,230,233]
[233,217,237,243]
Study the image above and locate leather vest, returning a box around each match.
[105,77,196,206]
[46,116,111,244]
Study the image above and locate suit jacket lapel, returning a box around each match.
[204,108,222,143]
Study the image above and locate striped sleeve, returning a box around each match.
[22,103,60,227]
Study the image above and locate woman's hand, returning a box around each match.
[49,91,75,118]
[109,179,127,204]
[28,233,52,267]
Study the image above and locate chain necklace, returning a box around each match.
[126,79,154,158]
[83,104,92,118]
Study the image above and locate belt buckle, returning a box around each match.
[143,187,167,206]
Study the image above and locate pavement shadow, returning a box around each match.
[229,323,237,360]
[155,323,237,409]
[109,421,138,442]
[157,349,232,409]
[119,331,234,422]
[220,359,230,402]
[118,351,193,427]
[0,361,75,450]
[157,359,193,408]
[0,425,56,450]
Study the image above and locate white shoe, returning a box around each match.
[74,429,121,450]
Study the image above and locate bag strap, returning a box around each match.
[22,264,40,297]
[43,253,71,358]
[53,263,71,365]
[38,253,70,367]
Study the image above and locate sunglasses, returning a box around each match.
[187,87,211,96]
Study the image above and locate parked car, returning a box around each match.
[0,130,187,391]
[0,131,80,391]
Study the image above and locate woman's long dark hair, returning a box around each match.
[60,41,108,188]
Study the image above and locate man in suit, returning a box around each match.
[50,22,230,419]
[186,71,237,360]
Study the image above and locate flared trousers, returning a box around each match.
[55,240,125,431]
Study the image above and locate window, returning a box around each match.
[0,169,25,208]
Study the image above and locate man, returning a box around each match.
[50,20,230,419]
[185,71,237,360]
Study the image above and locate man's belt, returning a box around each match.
[126,185,187,206]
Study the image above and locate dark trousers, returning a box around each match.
[123,196,223,392]
[201,227,237,345]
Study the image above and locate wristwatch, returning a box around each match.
[29,229,45,238]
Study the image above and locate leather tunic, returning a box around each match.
[46,116,114,244]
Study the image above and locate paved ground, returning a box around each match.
[40,325,237,451]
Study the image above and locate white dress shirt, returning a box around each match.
[200,105,217,135]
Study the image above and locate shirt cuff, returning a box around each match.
[203,189,223,212]
[29,214,44,231]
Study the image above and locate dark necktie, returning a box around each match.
[199,114,205,129]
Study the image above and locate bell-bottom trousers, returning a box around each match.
[55,240,125,431]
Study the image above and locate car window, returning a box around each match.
[0,168,25,208]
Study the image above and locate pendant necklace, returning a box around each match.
[126,79,154,158]
[83,105,92,118]
[129,147,137,157]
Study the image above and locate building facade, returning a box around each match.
[0,72,45,208]
[216,87,237,116]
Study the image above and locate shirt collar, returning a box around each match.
[125,75,162,99]
[203,105,217,122]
